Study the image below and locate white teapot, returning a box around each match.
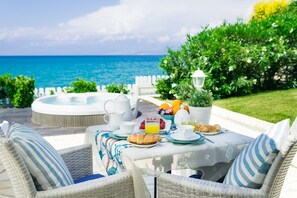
[104,93,139,121]
[174,104,191,126]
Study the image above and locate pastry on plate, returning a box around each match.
[196,124,221,132]
[128,133,162,145]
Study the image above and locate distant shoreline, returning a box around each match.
[0,54,166,57]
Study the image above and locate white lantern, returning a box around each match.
[191,69,206,91]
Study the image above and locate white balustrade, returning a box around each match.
[33,75,168,98]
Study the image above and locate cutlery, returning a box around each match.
[205,137,214,143]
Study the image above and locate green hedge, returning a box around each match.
[106,83,129,94]
[68,78,97,93]
[0,74,35,108]
[157,1,297,100]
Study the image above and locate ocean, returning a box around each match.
[0,55,165,88]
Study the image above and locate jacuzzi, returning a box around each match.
[31,92,137,127]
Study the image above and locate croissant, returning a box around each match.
[128,133,162,145]
[196,124,221,132]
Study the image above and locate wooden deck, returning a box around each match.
[0,100,158,136]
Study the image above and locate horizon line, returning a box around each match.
[0,54,166,57]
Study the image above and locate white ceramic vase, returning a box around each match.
[189,106,212,124]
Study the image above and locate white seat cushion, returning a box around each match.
[6,123,74,191]
[281,118,297,156]
[223,119,290,189]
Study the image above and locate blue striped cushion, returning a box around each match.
[223,134,278,188]
[6,123,74,191]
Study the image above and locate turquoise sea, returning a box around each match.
[0,55,165,88]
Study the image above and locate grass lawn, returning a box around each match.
[213,88,297,124]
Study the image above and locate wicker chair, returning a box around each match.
[0,139,135,198]
[158,143,297,198]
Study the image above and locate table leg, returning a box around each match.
[154,177,157,198]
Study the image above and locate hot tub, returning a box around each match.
[32,92,137,127]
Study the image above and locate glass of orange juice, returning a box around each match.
[145,118,160,134]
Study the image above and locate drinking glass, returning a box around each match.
[145,118,160,134]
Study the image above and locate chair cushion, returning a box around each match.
[6,123,74,191]
[74,173,104,184]
[223,119,290,189]
[281,118,297,156]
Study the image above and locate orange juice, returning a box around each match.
[145,118,160,134]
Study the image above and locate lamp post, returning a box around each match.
[191,69,206,91]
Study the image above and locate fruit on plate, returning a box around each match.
[196,124,221,132]
[158,108,173,115]
[158,100,189,116]
[139,118,165,130]
[127,133,162,145]
[171,99,182,109]
[159,103,171,110]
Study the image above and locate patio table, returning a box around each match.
[85,124,253,198]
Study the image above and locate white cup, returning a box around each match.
[120,121,136,134]
[103,112,124,131]
[179,125,195,138]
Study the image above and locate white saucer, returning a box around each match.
[198,131,223,136]
[113,129,132,137]
[171,132,201,141]
[130,142,159,148]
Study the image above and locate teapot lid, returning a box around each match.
[115,92,129,102]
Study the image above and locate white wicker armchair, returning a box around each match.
[0,139,135,198]
[158,143,297,198]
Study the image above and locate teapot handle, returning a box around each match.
[103,114,109,124]
[104,100,114,114]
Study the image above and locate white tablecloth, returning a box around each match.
[85,125,254,198]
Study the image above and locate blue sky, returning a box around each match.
[0,0,258,55]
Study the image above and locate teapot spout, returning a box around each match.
[132,98,140,119]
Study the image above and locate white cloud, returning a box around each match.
[0,0,258,54]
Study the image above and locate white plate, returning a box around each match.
[170,132,201,141]
[137,119,172,132]
[198,131,223,136]
[113,130,132,137]
[129,142,159,148]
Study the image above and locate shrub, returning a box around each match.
[11,75,35,108]
[156,0,297,100]
[155,78,175,100]
[69,78,97,93]
[0,74,13,99]
[0,74,35,108]
[106,83,129,94]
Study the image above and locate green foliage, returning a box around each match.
[188,90,213,107]
[156,1,297,100]
[0,74,13,99]
[106,83,129,94]
[0,74,35,108]
[69,78,97,93]
[155,78,175,100]
[11,75,35,108]
[50,90,55,95]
